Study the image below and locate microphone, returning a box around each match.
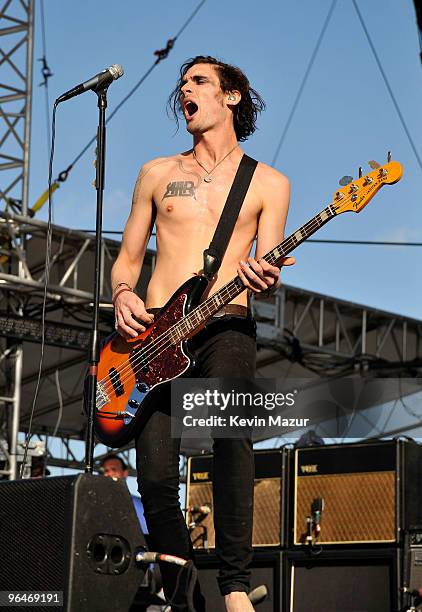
[312,497,324,537]
[186,505,211,515]
[55,64,124,104]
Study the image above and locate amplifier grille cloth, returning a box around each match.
[295,471,396,544]
[189,478,281,548]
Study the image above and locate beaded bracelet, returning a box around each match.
[112,286,133,304]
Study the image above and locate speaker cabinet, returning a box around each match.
[0,474,146,612]
[195,550,283,612]
[293,440,422,545]
[286,547,400,612]
[196,548,400,611]
[187,449,288,549]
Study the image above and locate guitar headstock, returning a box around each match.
[332,160,403,215]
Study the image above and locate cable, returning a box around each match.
[304,239,422,247]
[352,0,422,173]
[271,0,337,166]
[136,551,198,611]
[73,230,422,248]
[38,0,53,158]
[52,369,63,438]
[54,1,207,186]
[19,102,57,478]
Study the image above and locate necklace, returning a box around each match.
[192,144,239,183]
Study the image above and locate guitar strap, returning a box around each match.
[203,154,258,279]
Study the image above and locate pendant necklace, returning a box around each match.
[192,144,239,183]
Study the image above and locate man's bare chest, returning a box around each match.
[153,166,261,229]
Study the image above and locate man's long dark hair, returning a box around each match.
[168,55,265,142]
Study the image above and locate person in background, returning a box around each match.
[100,453,148,535]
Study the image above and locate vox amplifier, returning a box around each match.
[187,449,288,548]
[292,439,422,545]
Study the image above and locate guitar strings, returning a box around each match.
[97,200,344,399]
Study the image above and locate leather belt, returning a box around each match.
[212,305,249,319]
[147,305,250,319]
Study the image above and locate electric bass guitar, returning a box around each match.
[93,160,403,447]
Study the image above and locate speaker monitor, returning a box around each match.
[196,548,399,612]
[0,474,146,612]
[187,449,287,549]
[293,440,422,545]
[286,547,399,612]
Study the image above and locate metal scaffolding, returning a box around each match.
[254,286,422,375]
[0,0,34,215]
[0,0,34,479]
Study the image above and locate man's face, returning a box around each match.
[179,63,231,135]
[102,458,128,479]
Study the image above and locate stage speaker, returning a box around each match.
[293,440,422,545]
[194,550,283,612]
[187,449,288,549]
[286,547,400,612]
[0,474,147,612]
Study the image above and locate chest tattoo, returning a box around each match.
[161,160,202,202]
[162,180,196,200]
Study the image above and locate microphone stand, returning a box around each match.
[84,86,108,473]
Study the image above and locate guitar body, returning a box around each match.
[94,275,209,447]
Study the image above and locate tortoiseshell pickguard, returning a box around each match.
[130,292,191,386]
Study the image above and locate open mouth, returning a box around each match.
[184,101,198,120]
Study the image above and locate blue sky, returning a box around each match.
[26,0,421,320]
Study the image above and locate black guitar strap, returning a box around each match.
[203,154,258,279]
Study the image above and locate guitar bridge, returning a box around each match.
[96,381,109,408]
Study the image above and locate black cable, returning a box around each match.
[38,0,53,160]
[57,0,207,182]
[271,0,337,166]
[138,553,198,612]
[304,238,422,247]
[74,230,422,248]
[19,102,57,478]
[352,0,422,173]
[174,0,206,38]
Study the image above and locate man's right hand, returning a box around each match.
[114,291,154,339]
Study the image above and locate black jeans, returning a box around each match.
[135,312,256,610]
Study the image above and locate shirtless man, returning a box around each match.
[112,56,294,612]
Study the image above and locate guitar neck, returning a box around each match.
[171,203,337,341]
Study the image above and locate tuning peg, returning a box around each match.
[358,167,363,178]
[368,160,380,169]
[387,151,391,162]
[339,175,353,186]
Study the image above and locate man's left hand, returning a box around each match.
[237,256,295,294]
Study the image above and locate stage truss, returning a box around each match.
[0,211,420,477]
